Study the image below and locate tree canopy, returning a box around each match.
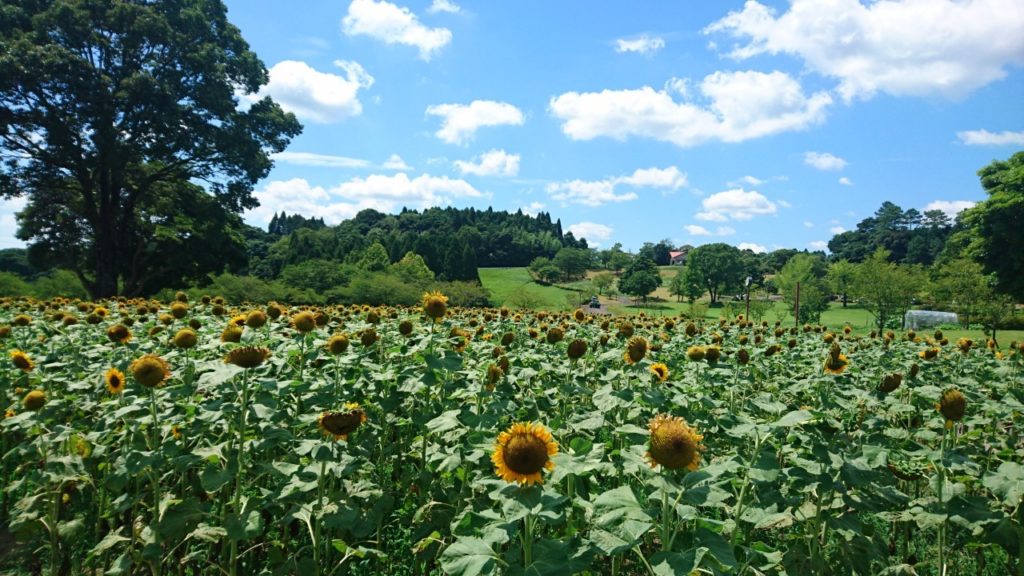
[1,0,302,297]
[684,243,743,304]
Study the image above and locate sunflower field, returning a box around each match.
[1,293,1023,576]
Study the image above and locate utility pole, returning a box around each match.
[795,281,801,328]
[744,276,752,323]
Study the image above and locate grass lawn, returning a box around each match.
[479,267,581,310]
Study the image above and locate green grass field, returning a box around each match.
[478,267,580,310]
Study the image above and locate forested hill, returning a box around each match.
[245,206,587,282]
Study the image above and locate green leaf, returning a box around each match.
[773,410,812,428]
[649,549,707,576]
[200,465,234,493]
[440,537,498,576]
[188,523,227,543]
[983,461,1024,507]
[589,485,652,554]
[89,531,130,557]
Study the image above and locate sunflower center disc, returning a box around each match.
[504,434,549,475]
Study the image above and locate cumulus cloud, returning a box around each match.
[247,174,484,226]
[382,154,412,171]
[803,221,814,228]
[685,225,712,236]
[839,176,853,186]
[698,188,777,221]
[830,226,846,234]
[342,0,452,60]
[615,35,665,54]
[273,151,371,168]
[549,70,831,147]
[245,60,373,123]
[454,149,520,177]
[808,240,829,251]
[546,166,686,207]
[0,196,27,249]
[925,200,976,219]
[705,0,1024,101]
[426,100,525,144]
[567,222,614,246]
[427,0,460,14]
[804,151,847,171]
[957,129,1024,146]
[521,201,545,216]
[738,242,767,253]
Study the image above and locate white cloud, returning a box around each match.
[244,60,374,124]
[426,100,525,144]
[546,166,686,207]
[957,129,1024,146]
[808,240,829,251]
[0,196,27,249]
[273,151,371,168]
[740,175,765,186]
[567,222,614,246]
[838,176,853,186]
[427,0,460,14]
[549,70,831,147]
[342,0,452,60]
[776,199,792,208]
[453,149,520,177]
[716,226,736,236]
[804,151,847,171]
[738,242,767,253]
[521,201,545,216]
[925,200,976,219]
[382,154,412,171]
[685,225,712,236]
[803,221,814,228]
[706,0,1024,101]
[615,35,666,54]
[699,188,777,221]
[830,226,846,234]
[247,174,484,226]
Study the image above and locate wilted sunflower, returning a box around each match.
[879,372,902,394]
[919,347,940,361]
[225,346,271,369]
[129,354,171,388]
[824,342,849,375]
[647,414,704,471]
[319,403,367,441]
[422,291,448,322]
[173,328,198,349]
[106,324,132,344]
[650,362,670,382]
[624,336,648,364]
[486,363,504,388]
[492,422,558,486]
[10,350,34,372]
[937,389,966,427]
[326,334,350,355]
[566,339,588,361]
[104,368,126,394]
[22,389,46,411]
[292,311,317,333]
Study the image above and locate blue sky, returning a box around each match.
[2,0,1023,254]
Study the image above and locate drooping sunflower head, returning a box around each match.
[937,389,967,425]
[360,328,379,348]
[173,328,198,349]
[879,372,902,394]
[292,311,317,334]
[566,339,588,360]
[546,327,564,345]
[919,347,940,361]
[129,354,171,388]
[824,343,849,375]
[225,346,271,369]
[22,389,46,411]
[910,362,920,379]
[624,336,648,364]
[104,368,126,394]
[650,362,669,382]
[957,338,973,353]
[704,345,721,364]
[492,422,557,486]
[617,322,635,339]
[10,349,34,372]
[326,334,350,355]
[686,346,705,362]
[319,403,367,441]
[647,414,704,471]
[245,310,268,329]
[487,363,504,387]
[221,325,243,343]
[685,322,698,337]
[422,291,449,321]
[106,324,132,344]
[13,314,32,327]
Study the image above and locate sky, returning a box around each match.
[2,0,1023,254]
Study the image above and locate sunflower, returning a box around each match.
[360,328,379,348]
[319,403,367,441]
[129,354,171,388]
[486,363,504,387]
[704,346,721,364]
[398,320,414,336]
[173,328,198,349]
[956,338,973,353]
[326,334,350,355]
[686,346,705,361]
[737,348,750,365]
[492,422,557,486]
[647,414,704,471]
[104,368,126,394]
[879,372,902,394]
[245,310,268,329]
[919,347,940,361]
[824,342,849,375]
[4,408,14,419]
[22,389,46,411]
[566,339,588,361]
[13,314,32,327]
[221,325,243,343]
[623,336,648,365]
[292,311,317,333]
[106,324,132,344]
[224,346,271,369]
[650,362,669,382]
[10,350,34,372]
[422,291,448,322]
[937,389,966,426]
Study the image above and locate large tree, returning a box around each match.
[775,253,829,324]
[850,248,926,333]
[1,0,302,297]
[684,242,743,304]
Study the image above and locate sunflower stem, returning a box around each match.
[229,368,251,576]
[521,512,534,569]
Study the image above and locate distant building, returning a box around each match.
[669,250,687,265]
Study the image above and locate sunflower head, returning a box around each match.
[624,336,648,364]
[919,347,940,361]
[566,338,588,360]
[292,311,317,333]
[360,328,379,348]
[737,348,750,365]
[650,362,669,382]
[327,334,350,355]
[225,346,271,369]
[10,350,34,372]
[957,338,973,353]
[4,408,14,419]
[686,346,705,362]
[704,345,721,364]
[910,362,920,379]
[573,309,585,322]
[221,325,243,343]
[487,363,504,386]
[879,372,902,394]
[106,324,132,344]
[422,291,448,321]
[105,368,127,394]
[647,414,704,471]
[169,302,188,319]
[824,351,849,375]
[245,310,268,329]
[22,389,46,411]
[492,422,557,485]
[937,389,967,424]
[129,354,171,388]
[319,403,367,441]
[13,314,32,327]
[398,319,414,336]
[173,328,198,349]
[266,303,284,320]
[617,322,635,339]
[546,327,564,345]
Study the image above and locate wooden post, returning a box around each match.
[795,281,801,328]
